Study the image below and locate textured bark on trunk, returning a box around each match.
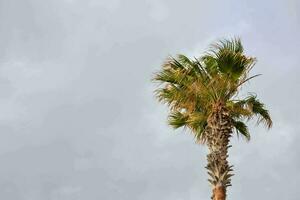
[206,102,233,200]
[212,185,226,200]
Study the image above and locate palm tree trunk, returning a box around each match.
[212,185,226,200]
[206,102,233,200]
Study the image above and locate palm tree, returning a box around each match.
[152,38,272,200]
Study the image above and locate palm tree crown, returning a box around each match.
[153,38,272,143]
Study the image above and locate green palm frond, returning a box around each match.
[154,55,218,111]
[154,84,187,110]
[232,120,250,141]
[168,110,208,143]
[153,69,184,85]
[168,110,207,130]
[201,55,218,76]
[227,100,252,118]
[162,56,186,70]
[204,38,256,83]
[233,95,273,128]
[211,37,244,53]
[168,111,189,129]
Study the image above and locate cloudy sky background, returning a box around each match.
[0,0,299,199]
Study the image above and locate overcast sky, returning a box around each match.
[0,0,299,199]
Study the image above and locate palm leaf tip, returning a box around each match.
[232,95,273,129]
[168,111,188,129]
[210,37,244,54]
[246,95,273,129]
[232,120,251,141]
